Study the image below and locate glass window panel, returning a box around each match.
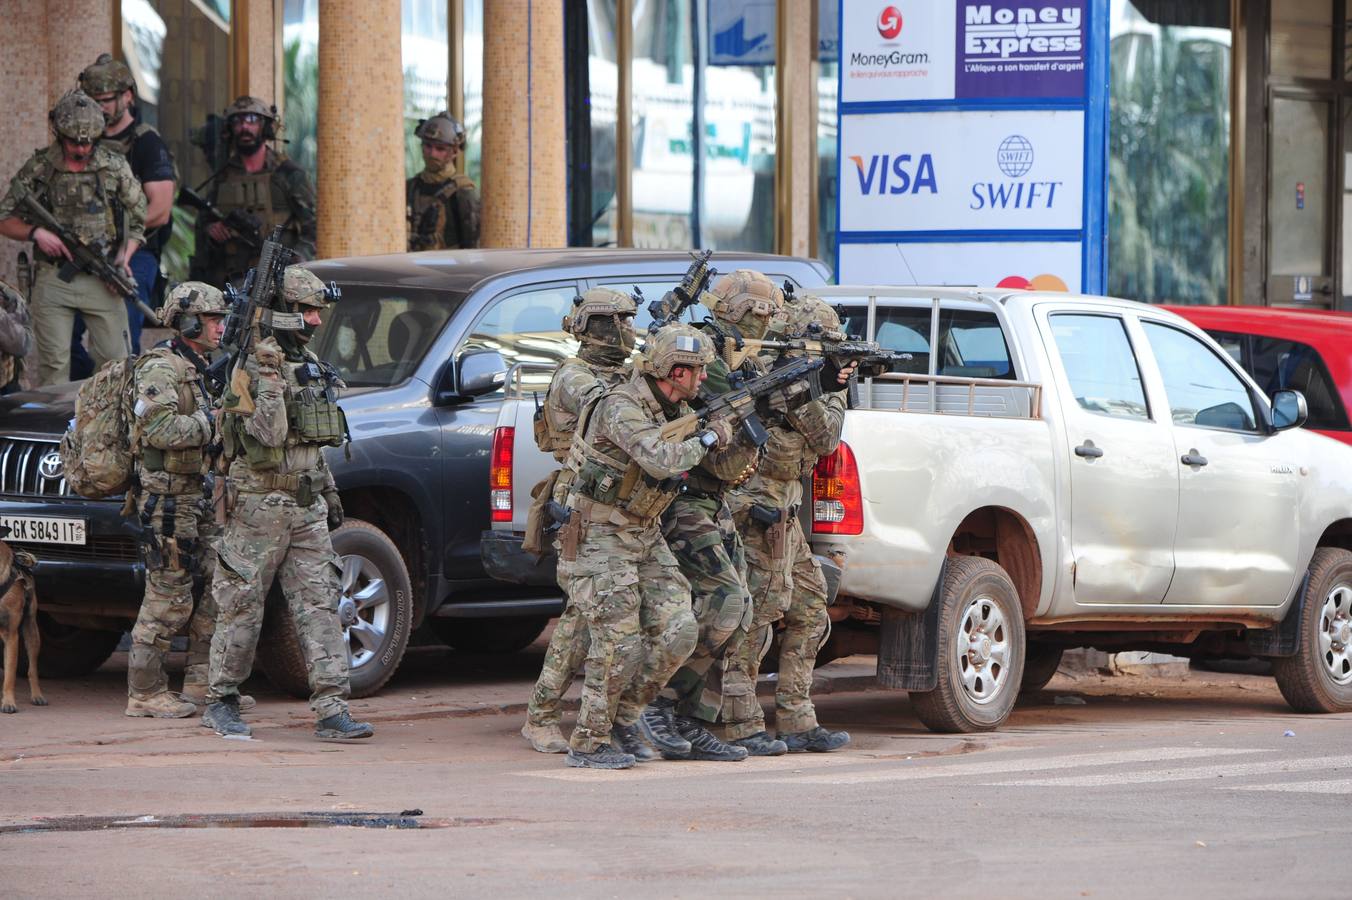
[402,0,450,179]
[463,0,484,185]
[1246,336,1348,430]
[586,0,619,246]
[282,0,320,186]
[838,306,1012,378]
[705,52,776,252]
[1271,0,1332,80]
[312,287,462,387]
[1108,0,1230,305]
[1049,314,1149,420]
[1142,321,1257,431]
[817,10,838,278]
[1269,97,1330,277]
[632,0,695,248]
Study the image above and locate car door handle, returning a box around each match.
[1074,442,1104,459]
[1181,452,1208,467]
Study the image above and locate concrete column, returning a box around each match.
[481,0,566,248]
[0,2,53,287]
[316,0,406,259]
[47,0,114,107]
[232,0,278,107]
[775,0,814,258]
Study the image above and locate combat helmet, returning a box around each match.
[564,288,637,350]
[79,53,135,96]
[414,111,466,148]
[50,90,105,143]
[163,281,228,340]
[707,270,783,340]
[636,323,714,379]
[226,95,279,139]
[786,294,846,339]
[281,267,337,309]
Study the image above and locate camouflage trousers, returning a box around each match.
[525,599,587,727]
[657,495,753,722]
[128,491,219,699]
[207,490,351,719]
[557,520,696,753]
[721,508,829,740]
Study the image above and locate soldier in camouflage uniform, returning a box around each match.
[126,282,230,719]
[406,112,480,251]
[0,279,33,394]
[190,97,317,289]
[0,90,146,385]
[202,267,373,742]
[639,270,781,762]
[556,324,738,769]
[521,288,635,754]
[722,294,853,753]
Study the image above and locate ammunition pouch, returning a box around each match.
[227,416,285,470]
[287,396,345,446]
[140,445,205,476]
[522,469,563,556]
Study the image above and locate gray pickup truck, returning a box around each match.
[0,248,827,697]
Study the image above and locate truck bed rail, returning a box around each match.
[861,372,1043,419]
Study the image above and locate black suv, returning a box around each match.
[0,248,829,695]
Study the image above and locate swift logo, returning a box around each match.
[849,154,938,195]
[877,6,903,40]
[970,134,1061,209]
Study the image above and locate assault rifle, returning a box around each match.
[14,188,160,325]
[720,322,912,379]
[208,227,303,412]
[175,186,263,252]
[659,354,825,447]
[647,249,716,332]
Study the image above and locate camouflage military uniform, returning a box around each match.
[207,317,352,723]
[722,296,848,745]
[191,146,316,288]
[127,341,219,715]
[524,350,627,733]
[558,370,708,758]
[406,172,479,251]
[0,126,146,384]
[0,280,33,392]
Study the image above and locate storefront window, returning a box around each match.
[282,0,319,184]
[1108,1,1231,305]
[705,25,775,251]
[817,51,838,278]
[585,0,620,246]
[402,0,450,178]
[121,0,233,281]
[462,0,484,184]
[632,0,695,249]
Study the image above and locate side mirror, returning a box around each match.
[1271,389,1308,431]
[438,349,507,403]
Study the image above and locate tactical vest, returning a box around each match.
[758,426,815,482]
[133,349,208,478]
[222,356,345,471]
[211,159,296,279]
[564,380,684,525]
[406,173,476,251]
[534,358,625,461]
[34,149,121,249]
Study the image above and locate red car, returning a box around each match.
[1166,305,1352,445]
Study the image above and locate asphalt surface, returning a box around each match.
[1,640,1348,898]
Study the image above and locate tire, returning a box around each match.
[18,613,121,678]
[909,556,1026,733]
[1272,547,1352,714]
[257,519,414,699]
[1020,643,1063,694]
[431,615,550,654]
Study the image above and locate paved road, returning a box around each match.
[1,643,1347,898]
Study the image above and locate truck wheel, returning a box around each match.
[18,614,121,678]
[910,556,1026,733]
[258,519,414,699]
[1273,547,1352,713]
[431,615,551,654]
[1020,643,1063,694]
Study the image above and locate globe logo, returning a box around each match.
[997,135,1034,178]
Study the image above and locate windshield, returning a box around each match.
[309,287,465,387]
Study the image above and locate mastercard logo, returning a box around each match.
[998,274,1069,292]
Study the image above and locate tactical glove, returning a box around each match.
[254,336,284,373]
[323,489,344,530]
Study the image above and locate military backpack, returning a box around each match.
[59,357,137,498]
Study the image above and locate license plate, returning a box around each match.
[0,514,87,545]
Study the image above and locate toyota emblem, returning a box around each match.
[38,450,63,480]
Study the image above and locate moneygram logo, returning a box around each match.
[878,6,903,40]
[964,3,1083,60]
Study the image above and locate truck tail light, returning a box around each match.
[490,425,514,523]
[813,442,863,535]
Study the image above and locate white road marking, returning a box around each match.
[1227,778,1352,794]
[522,752,866,782]
[746,747,1263,786]
[991,754,1352,787]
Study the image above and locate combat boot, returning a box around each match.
[609,722,656,761]
[781,725,851,753]
[315,710,375,742]
[565,743,636,770]
[663,716,749,762]
[182,683,256,712]
[125,691,197,719]
[729,731,788,757]
[521,720,569,754]
[638,699,692,756]
[202,697,251,737]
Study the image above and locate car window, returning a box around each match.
[1048,314,1149,420]
[312,286,463,388]
[1142,321,1258,432]
[460,284,581,393]
[1205,330,1350,432]
[838,306,1014,378]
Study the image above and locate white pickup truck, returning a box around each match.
[809,287,1352,733]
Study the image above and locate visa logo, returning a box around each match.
[969,181,1063,209]
[849,154,938,195]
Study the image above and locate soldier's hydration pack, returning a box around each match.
[59,357,137,498]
